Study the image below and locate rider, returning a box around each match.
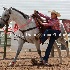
[35,10,61,65]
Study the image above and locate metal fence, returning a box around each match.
[0,31,11,47]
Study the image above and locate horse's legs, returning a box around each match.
[34,39,42,61]
[51,46,54,57]
[53,42,62,64]
[60,38,69,57]
[9,38,24,66]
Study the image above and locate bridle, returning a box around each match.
[1,11,11,25]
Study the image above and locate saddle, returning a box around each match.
[32,12,51,33]
[31,12,51,39]
[32,13,46,33]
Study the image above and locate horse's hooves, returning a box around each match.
[8,62,15,67]
[40,57,43,62]
[40,60,43,63]
[31,58,38,65]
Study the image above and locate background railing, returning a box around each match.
[0,31,11,47]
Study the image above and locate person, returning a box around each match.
[35,10,61,65]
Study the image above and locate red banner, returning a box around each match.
[62,19,70,33]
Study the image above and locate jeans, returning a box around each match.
[40,29,61,61]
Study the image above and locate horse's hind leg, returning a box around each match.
[34,39,43,61]
[60,38,69,57]
[9,38,24,66]
[53,42,62,64]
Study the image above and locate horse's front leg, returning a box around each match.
[9,38,24,66]
[34,39,43,62]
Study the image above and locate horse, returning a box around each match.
[0,7,43,66]
[0,7,69,66]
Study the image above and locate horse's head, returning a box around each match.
[0,7,30,29]
[0,7,12,28]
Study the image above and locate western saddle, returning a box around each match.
[31,11,50,39]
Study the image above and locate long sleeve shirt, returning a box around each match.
[38,12,61,31]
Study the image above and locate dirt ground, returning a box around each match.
[0,47,70,70]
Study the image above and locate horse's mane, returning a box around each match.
[12,8,29,19]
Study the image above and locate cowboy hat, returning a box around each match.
[48,10,61,17]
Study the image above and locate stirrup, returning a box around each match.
[36,33,42,39]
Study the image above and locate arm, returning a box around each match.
[43,19,60,26]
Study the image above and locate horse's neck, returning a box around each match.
[10,10,37,30]
[9,10,27,30]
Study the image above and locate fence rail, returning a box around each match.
[0,31,11,47]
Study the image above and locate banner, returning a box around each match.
[62,19,70,33]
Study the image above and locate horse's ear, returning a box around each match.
[9,7,12,10]
[8,7,12,14]
[3,7,7,10]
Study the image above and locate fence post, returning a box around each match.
[3,24,8,59]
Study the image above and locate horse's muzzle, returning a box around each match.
[0,23,5,28]
[0,18,6,28]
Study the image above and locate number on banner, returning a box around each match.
[14,24,19,32]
